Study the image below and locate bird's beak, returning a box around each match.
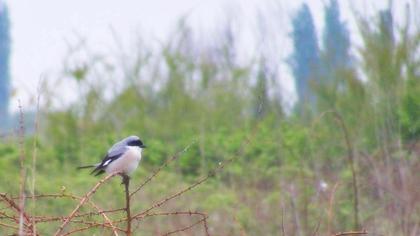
[140,144,147,148]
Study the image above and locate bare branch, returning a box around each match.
[0,193,31,225]
[334,230,367,236]
[54,172,119,236]
[130,140,196,197]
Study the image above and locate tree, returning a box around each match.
[253,58,269,119]
[322,0,351,84]
[289,4,320,112]
[315,0,356,111]
[379,6,394,45]
[0,2,10,128]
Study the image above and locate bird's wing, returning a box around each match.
[91,145,127,176]
[107,139,127,156]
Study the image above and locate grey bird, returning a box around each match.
[78,135,146,177]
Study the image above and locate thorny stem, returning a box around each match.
[122,175,131,236]
[130,140,196,197]
[54,173,118,236]
[334,230,367,236]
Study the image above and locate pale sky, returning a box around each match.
[4,0,405,111]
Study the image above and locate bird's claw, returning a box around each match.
[120,174,130,185]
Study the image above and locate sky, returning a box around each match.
[3,0,405,111]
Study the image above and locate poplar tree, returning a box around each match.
[0,2,10,127]
[322,0,351,83]
[289,4,320,111]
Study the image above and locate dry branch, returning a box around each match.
[162,217,208,236]
[131,211,209,236]
[130,140,196,197]
[54,172,119,236]
[334,230,367,236]
[132,121,259,220]
[148,211,209,235]
[33,207,124,223]
[66,193,119,236]
[60,222,124,236]
[15,192,121,235]
[0,193,31,225]
[0,221,19,230]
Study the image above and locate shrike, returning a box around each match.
[78,135,146,177]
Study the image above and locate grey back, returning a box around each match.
[107,135,139,157]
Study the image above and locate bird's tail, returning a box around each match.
[77,164,96,169]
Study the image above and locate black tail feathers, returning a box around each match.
[78,164,105,176]
[77,165,95,169]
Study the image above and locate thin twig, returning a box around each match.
[18,192,120,235]
[161,216,208,236]
[0,221,19,230]
[136,211,210,236]
[132,175,211,219]
[135,211,207,219]
[33,208,124,223]
[0,193,31,225]
[0,211,19,223]
[40,218,124,231]
[203,214,209,236]
[131,120,260,220]
[130,140,196,197]
[60,222,125,236]
[334,230,367,236]
[54,172,118,236]
[9,193,121,235]
[67,193,119,236]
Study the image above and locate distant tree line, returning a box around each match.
[289,0,352,113]
[0,1,10,129]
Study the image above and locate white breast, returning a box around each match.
[105,147,142,175]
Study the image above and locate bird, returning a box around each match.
[78,135,146,178]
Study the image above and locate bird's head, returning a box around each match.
[125,135,146,149]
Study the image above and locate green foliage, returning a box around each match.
[399,77,420,141]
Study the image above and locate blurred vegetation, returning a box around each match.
[1,2,420,236]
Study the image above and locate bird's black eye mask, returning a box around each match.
[127,139,146,148]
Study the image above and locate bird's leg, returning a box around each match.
[121,173,130,185]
